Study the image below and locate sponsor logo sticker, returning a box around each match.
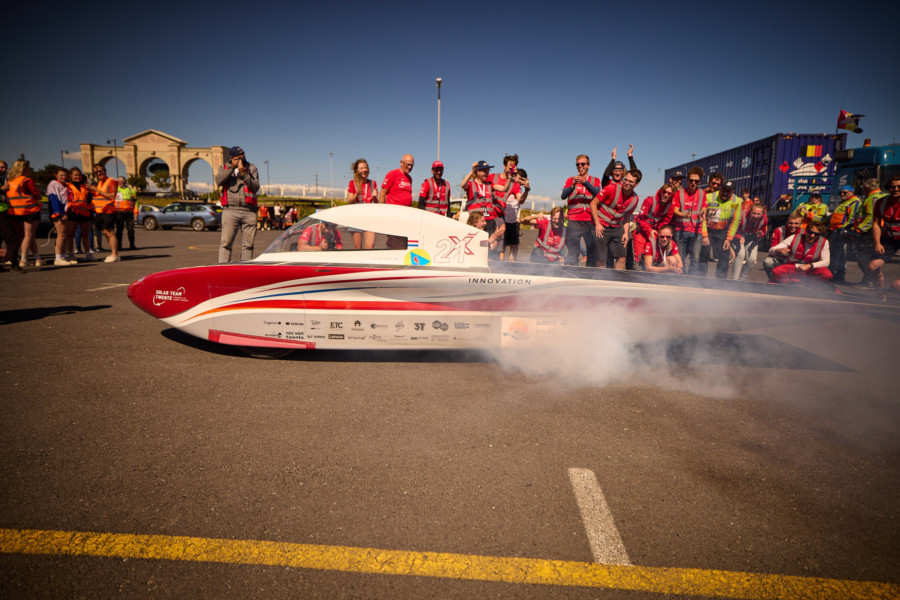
[454,322,470,330]
[404,249,432,266]
[328,334,345,340]
[503,320,530,341]
[331,322,343,329]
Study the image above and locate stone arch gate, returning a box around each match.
[80,129,229,194]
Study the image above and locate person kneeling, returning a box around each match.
[642,225,683,274]
[768,221,834,291]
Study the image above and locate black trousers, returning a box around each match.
[93,218,105,250]
[0,211,20,262]
[701,229,735,279]
[115,212,135,248]
[564,221,597,266]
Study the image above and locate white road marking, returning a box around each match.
[86,283,131,292]
[568,467,631,566]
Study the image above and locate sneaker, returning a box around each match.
[34,259,43,267]
[10,263,25,273]
[84,254,99,262]
[129,246,138,251]
[66,254,78,263]
[19,260,28,268]
[54,258,72,266]
[104,255,121,263]
[851,282,875,290]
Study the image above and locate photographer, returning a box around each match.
[298,222,343,251]
[216,146,261,263]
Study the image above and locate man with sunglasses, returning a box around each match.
[633,182,676,270]
[642,225,682,274]
[379,154,415,207]
[418,161,451,216]
[561,155,602,266]
[600,145,638,188]
[868,174,900,293]
[827,186,860,284]
[590,169,641,269]
[672,167,708,275]
[769,221,833,290]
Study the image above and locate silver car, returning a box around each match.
[140,203,221,231]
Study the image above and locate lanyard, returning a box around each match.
[432,178,444,202]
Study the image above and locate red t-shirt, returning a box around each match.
[674,188,707,234]
[563,176,600,222]
[348,179,377,204]
[419,178,451,214]
[595,183,640,228]
[634,192,675,237]
[875,198,900,241]
[534,218,565,261]
[486,173,522,219]
[381,169,413,207]
[642,237,679,265]
[299,225,343,249]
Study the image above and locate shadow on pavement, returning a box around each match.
[0,305,112,325]
[643,334,855,372]
[162,327,848,370]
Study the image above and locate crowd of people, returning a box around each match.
[0,159,140,272]
[5,145,898,296]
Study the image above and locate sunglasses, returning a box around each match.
[890,185,900,190]
[688,179,700,183]
[658,235,672,239]
[576,162,588,167]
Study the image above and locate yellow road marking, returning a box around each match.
[1,528,896,598]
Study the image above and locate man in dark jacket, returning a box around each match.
[216,146,261,263]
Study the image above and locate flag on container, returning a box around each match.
[837,110,864,133]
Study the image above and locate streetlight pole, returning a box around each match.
[436,78,442,160]
[264,160,270,196]
[329,152,333,197]
[107,138,119,179]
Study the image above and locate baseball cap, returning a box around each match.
[432,161,444,169]
[670,170,685,179]
[722,181,735,192]
[613,161,626,169]
[474,160,493,171]
[229,146,244,158]
[840,185,854,192]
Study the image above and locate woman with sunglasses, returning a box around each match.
[633,182,676,270]
[642,225,682,274]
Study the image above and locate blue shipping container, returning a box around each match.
[665,133,847,209]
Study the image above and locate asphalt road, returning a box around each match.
[1,225,899,599]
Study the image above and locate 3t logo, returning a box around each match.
[414,323,425,331]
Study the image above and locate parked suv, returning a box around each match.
[140,203,221,231]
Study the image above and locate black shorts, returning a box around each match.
[503,222,520,247]
[10,213,39,223]
[872,238,900,262]
[66,210,92,223]
[596,224,627,263]
[96,213,117,230]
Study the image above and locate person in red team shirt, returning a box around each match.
[522,207,566,263]
[487,154,524,258]
[763,211,802,279]
[418,161,451,217]
[590,169,642,269]
[378,154,414,206]
[298,221,343,251]
[461,161,510,258]
[732,202,768,281]
[642,225,683,273]
[672,166,708,275]
[768,221,834,291]
[561,154,602,266]
[347,158,378,249]
[633,182,676,270]
[868,174,900,293]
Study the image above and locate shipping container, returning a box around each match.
[665,133,847,209]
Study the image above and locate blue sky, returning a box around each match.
[4,0,898,206]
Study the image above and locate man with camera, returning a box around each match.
[216,147,261,263]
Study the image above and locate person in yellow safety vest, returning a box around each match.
[798,193,828,228]
[700,180,742,279]
[0,159,25,273]
[851,178,888,289]
[827,186,861,284]
[114,176,139,251]
[85,164,121,262]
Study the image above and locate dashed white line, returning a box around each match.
[568,467,631,565]
[86,283,131,292]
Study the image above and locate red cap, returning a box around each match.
[432,161,444,169]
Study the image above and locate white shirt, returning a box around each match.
[769,234,830,270]
[47,180,69,210]
[504,195,523,223]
